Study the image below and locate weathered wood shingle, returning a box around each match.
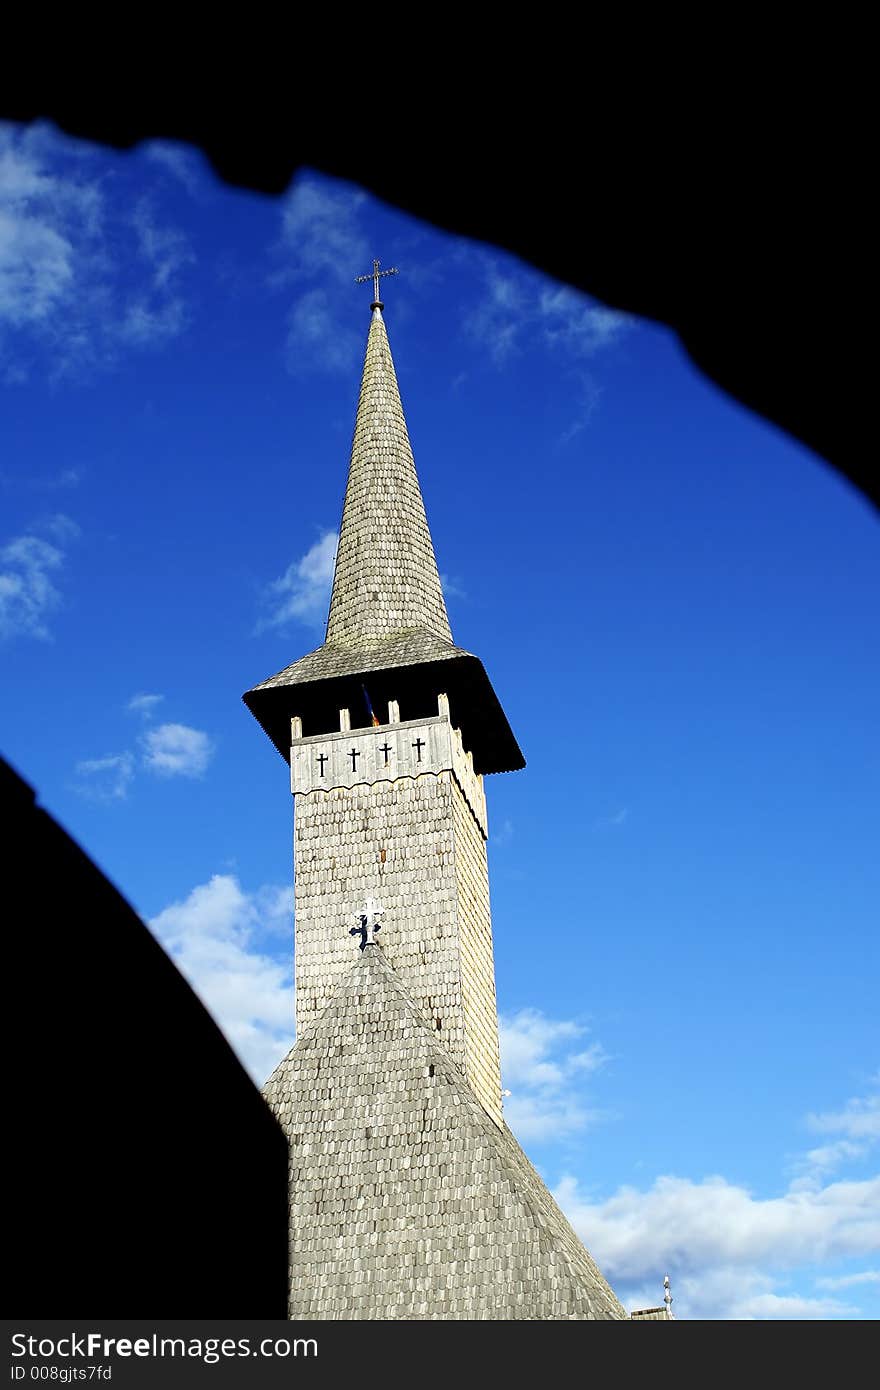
[243,308,524,774]
[264,945,628,1321]
[325,306,452,646]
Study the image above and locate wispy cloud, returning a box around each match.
[815,1269,880,1291]
[0,126,98,336]
[807,1091,880,1141]
[0,465,82,492]
[142,141,203,195]
[439,572,467,602]
[286,289,361,374]
[48,468,82,490]
[595,806,629,829]
[464,268,520,365]
[118,197,194,347]
[557,371,603,447]
[463,252,630,441]
[798,1086,880,1179]
[278,179,369,285]
[538,284,626,356]
[142,722,214,778]
[77,697,214,800]
[273,179,370,374]
[126,692,164,719]
[465,257,630,369]
[499,1008,610,1142]
[41,512,80,542]
[0,513,78,641]
[257,529,337,632]
[492,818,514,847]
[0,122,194,377]
[74,752,135,802]
[149,873,294,1083]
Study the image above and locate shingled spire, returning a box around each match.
[244,303,523,774]
[326,306,452,646]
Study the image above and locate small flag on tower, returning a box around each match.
[361,684,381,727]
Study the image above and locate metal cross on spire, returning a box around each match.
[355,258,399,308]
[349,896,384,950]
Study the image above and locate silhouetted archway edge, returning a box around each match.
[3,56,873,513]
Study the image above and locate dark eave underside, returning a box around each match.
[243,646,524,776]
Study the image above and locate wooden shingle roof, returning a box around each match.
[264,944,627,1320]
[244,308,524,773]
[325,306,451,646]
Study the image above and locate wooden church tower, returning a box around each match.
[244,271,629,1319]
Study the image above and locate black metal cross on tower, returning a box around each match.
[355,258,399,307]
[380,742,392,765]
[349,748,360,772]
[316,753,328,776]
[412,738,425,762]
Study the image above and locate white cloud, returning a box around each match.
[499,1008,609,1142]
[41,467,81,490]
[0,515,76,640]
[815,1269,880,1290]
[554,1171,880,1319]
[491,817,514,847]
[538,284,627,355]
[126,692,165,719]
[149,874,294,1083]
[802,1139,871,1177]
[807,1091,880,1141]
[465,255,630,370]
[143,141,203,195]
[49,467,80,489]
[77,698,213,796]
[0,128,97,331]
[0,122,193,375]
[798,1087,880,1178]
[439,572,467,601]
[558,372,603,447]
[278,179,369,284]
[258,529,338,631]
[463,252,628,441]
[119,198,194,346]
[142,722,214,778]
[274,179,370,374]
[465,268,522,366]
[286,289,362,373]
[0,465,81,492]
[665,1266,861,1321]
[74,751,135,801]
[41,512,80,542]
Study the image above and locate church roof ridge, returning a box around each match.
[324,306,453,646]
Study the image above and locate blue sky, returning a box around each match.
[1,120,877,1321]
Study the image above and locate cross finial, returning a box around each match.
[355,257,399,309]
[349,896,384,950]
[663,1274,674,1318]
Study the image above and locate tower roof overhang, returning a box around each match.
[243,629,524,775]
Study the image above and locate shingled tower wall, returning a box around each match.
[292,726,502,1120]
